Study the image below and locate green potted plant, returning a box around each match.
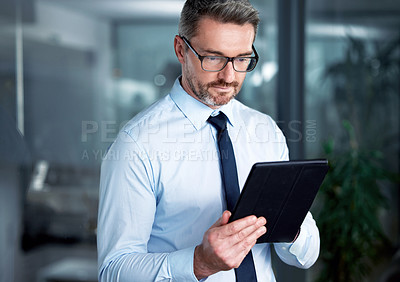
[314,36,399,282]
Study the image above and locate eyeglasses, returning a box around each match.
[181,36,259,72]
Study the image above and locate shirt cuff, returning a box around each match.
[168,246,199,281]
[274,226,309,265]
[274,227,311,266]
[288,226,312,265]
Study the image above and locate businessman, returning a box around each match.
[97,0,320,281]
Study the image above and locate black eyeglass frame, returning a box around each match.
[180,36,259,73]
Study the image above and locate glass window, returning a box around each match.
[305,1,400,281]
[241,0,278,118]
[0,4,19,282]
[112,22,181,126]
[305,0,399,161]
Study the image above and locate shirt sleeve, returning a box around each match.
[273,212,320,269]
[97,132,199,282]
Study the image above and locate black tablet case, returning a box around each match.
[229,160,329,243]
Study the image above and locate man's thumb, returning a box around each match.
[220,210,231,225]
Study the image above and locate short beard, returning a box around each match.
[185,70,240,107]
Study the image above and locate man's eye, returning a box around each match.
[236,58,250,63]
[207,56,222,61]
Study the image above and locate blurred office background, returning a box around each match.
[0,0,399,281]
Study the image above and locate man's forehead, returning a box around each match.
[191,18,255,54]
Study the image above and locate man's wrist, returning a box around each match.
[193,245,216,280]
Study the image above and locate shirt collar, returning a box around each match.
[170,77,237,130]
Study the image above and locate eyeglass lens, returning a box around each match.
[202,57,256,72]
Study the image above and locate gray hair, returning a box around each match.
[178,0,260,41]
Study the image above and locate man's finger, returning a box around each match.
[222,215,262,237]
[223,224,266,265]
[219,222,266,268]
[220,211,231,226]
[229,217,267,244]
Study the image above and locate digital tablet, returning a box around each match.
[229,160,329,243]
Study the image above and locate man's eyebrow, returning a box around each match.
[201,47,254,57]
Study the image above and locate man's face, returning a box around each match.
[177,17,255,109]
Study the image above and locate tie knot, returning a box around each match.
[207,112,228,132]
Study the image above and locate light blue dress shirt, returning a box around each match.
[97,78,320,281]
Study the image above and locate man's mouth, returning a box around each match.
[207,80,239,93]
[212,85,232,92]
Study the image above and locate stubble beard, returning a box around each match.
[184,68,240,107]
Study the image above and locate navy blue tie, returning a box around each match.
[208,112,257,282]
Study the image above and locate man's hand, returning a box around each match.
[193,211,267,280]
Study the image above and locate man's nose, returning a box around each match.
[217,61,235,83]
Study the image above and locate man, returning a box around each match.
[97,0,320,281]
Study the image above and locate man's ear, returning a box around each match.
[174,35,185,64]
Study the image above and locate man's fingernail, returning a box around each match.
[257,218,266,225]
